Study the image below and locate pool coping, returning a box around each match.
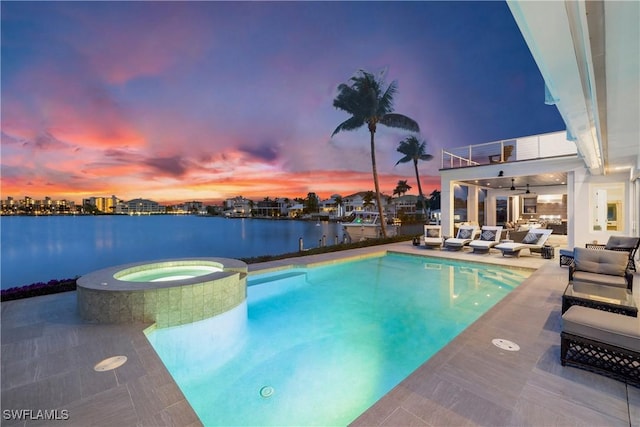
[1,242,638,426]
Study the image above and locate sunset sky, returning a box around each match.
[1,1,565,204]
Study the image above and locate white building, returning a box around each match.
[439,1,639,249]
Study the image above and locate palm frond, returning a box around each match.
[419,154,434,161]
[379,114,420,132]
[395,154,413,165]
[331,116,365,136]
[378,80,397,115]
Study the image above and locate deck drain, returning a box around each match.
[492,338,520,352]
[260,386,274,398]
[94,355,128,372]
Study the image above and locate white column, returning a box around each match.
[441,178,454,237]
[467,185,479,225]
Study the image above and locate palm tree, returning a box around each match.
[393,180,412,197]
[363,191,375,210]
[395,135,433,217]
[428,189,441,212]
[332,69,420,237]
[333,195,343,218]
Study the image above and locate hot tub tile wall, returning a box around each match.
[77,258,248,328]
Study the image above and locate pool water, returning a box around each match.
[146,253,530,426]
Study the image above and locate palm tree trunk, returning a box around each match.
[413,159,427,218]
[369,127,387,238]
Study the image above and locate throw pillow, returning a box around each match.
[458,229,472,239]
[480,230,496,241]
[522,232,539,244]
[427,229,440,238]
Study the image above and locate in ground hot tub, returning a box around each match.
[77,258,247,328]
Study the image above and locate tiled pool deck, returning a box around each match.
[2,241,638,426]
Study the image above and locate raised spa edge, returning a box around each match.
[77,257,247,328]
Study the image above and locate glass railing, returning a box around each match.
[441,131,577,170]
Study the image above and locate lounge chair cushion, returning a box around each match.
[571,271,628,288]
[480,229,497,241]
[457,229,472,239]
[562,305,640,352]
[574,247,628,277]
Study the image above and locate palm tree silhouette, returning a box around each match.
[395,135,434,217]
[393,180,412,197]
[332,69,419,237]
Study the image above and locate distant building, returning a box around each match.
[223,196,252,217]
[254,199,288,217]
[115,198,164,214]
[83,195,120,213]
[170,201,205,214]
[1,196,75,215]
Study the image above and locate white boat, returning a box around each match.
[343,211,397,241]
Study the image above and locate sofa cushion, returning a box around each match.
[574,247,628,277]
[426,228,440,238]
[571,271,629,288]
[562,305,640,352]
[605,236,640,251]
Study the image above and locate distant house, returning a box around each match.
[342,192,370,214]
[318,195,344,219]
[392,195,419,215]
[254,200,281,217]
[287,203,304,218]
[223,196,252,217]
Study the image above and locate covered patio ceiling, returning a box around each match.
[458,172,567,193]
[507,0,639,177]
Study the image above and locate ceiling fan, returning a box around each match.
[509,179,534,195]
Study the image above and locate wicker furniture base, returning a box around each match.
[559,249,574,267]
[561,332,640,387]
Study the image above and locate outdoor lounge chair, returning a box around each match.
[494,228,552,257]
[488,144,514,163]
[585,236,640,272]
[444,225,478,250]
[561,305,640,387]
[423,225,443,249]
[569,247,633,291]
[468,226,503,254]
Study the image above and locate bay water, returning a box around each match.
[0,215,344,290]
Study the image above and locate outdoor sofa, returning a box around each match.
[468,226,503,254]
[585,236,640,272]
[569,247,633,291]
[561,305,640,387]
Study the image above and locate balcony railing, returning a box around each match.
[441,131,577,170]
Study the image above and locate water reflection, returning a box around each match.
[0,216,343,289]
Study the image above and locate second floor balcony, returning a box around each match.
[441,130,577,170]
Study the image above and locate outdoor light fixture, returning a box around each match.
[498,170,504,177]
[510,179,516,191]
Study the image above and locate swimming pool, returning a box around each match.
[145,253,530,426]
